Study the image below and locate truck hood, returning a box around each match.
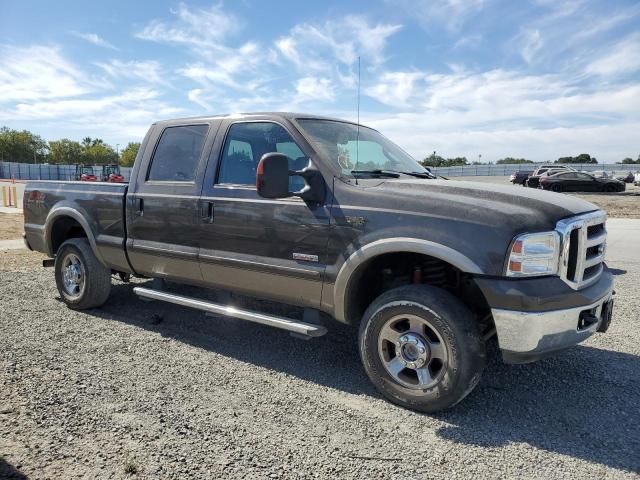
[369,179,600,233]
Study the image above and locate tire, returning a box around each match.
[551,183,563,192]
[358,284,486,412]
[604,184,616,193]
[54,238,111,310]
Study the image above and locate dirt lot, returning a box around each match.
[454,176,640,218]
[0,213,24,241]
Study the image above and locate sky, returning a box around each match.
[0,0,639,162]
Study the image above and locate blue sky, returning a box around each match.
[1,0,639,161]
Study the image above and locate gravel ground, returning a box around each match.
[1,246,639,479]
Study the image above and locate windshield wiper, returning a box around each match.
[351,169,401,178]
[398,171,437,179]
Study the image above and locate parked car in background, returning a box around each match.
[635,172,640,186]
[526,167,572,188]
[509,170,533,186]
[74,165,97,182]
[616,172,634,183]
[540,171,625,192]
[589,170,611,179]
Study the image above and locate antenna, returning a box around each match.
[355,56,361,184]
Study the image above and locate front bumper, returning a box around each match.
[476,269,614,364]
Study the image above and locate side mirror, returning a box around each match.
[256,153,325,203]
[256,153,290,199]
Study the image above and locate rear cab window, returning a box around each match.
[147,125,209,182]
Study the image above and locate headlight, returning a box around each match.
[506,231,560,277]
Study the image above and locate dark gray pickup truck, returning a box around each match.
[23,113,614,412]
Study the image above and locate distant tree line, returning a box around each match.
[2,125,639,168]
[0,126,140,167]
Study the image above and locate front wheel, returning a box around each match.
[359,285,486,412]
[551,183,563,192]
[54,238,112,310]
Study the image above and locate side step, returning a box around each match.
[133,287,327,338]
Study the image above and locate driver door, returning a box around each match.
[197,120,331,308]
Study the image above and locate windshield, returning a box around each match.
[297,119,428,177]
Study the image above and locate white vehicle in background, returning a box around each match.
[634,172,640,186]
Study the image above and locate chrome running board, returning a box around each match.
[133,287,327,338]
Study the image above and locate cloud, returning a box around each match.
[585,33,640,77]
[276,15,402,71]
[363,67,640,161]
[520,29,543,65]
[365,72,425,107]
[95,59,166,85]
[71,32,118,50]
[136,3,239,48]
[0,45,98,102]
[295,77,335,102]
[389,0,485,31]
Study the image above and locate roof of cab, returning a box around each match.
[153,112,359,127]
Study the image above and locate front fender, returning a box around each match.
[331,237,483,323]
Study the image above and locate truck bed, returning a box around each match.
[23,181,130,272]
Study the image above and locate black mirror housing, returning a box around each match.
[256,152,325,204]
[256,153,291,199]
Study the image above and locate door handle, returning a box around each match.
[136,198,144,217]
[201,201,214,223]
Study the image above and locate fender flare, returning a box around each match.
[44,206,106,265]
[332,237,483,323]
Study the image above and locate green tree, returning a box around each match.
[0,126,48,163]
[496,157,534,164]
[82,142,118,165]
[556,153,597,164]
[620,157,640,164]
[119,142,141,167]
[48,139,84,164]
[421,153,468,167]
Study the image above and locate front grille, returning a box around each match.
[556,211,607,290]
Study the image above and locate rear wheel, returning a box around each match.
[551,183,563,192]
[605,183,616,192]
[358,285,486,412]
[54,238,111,310]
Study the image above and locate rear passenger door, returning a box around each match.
[127,123,216,283]
[197,120,331,308]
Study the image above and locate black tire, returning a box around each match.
[358,284,486,412]
[551,183,563,192]
[604,184,616,193]
[54,238,111,310]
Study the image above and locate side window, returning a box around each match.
[147,125,208,182]
[217,122,307,189]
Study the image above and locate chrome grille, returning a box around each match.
[556,211,607,290]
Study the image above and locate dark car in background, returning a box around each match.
[526,166,573,188]
[540,171,625,193]
[509,170,533,186]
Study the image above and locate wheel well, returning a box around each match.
[50,216,88,255]
[344,252,493,334]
